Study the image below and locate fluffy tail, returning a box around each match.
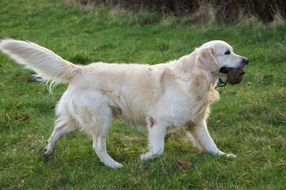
[0,39,78,83]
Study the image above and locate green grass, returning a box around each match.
[0,0,286,189]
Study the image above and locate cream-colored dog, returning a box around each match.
[0,39,248,168]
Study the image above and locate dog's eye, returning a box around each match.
[224,50,231,55]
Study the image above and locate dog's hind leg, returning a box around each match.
[43,117,78,155]
[92,131,123,169]
[89,108,123,169]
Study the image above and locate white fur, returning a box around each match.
[0,39,246,168]
[0,39,77,83]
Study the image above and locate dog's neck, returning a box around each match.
[172,51,219,88]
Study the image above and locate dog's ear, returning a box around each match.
[196,48,219,72]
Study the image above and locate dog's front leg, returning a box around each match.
[189,120,236,158]
[140,120,167,161]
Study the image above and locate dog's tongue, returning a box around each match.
[226,68,245,85]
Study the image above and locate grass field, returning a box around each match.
[0,0,286,189]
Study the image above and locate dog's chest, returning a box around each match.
[152,89,212,127]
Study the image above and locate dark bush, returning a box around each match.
[73,0,286,23]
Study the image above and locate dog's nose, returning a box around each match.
[242,58,249,65]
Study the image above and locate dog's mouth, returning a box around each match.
[219,67,230,74]
[219,66,246,85]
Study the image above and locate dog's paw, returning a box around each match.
[225,153,237,158]
[43,145,53,156]
[105,161,123,169]
[140,151,159,161]
[217,150,237,158]
[111,162,123,169]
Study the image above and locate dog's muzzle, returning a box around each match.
[219,58,248,85]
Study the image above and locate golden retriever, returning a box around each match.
[0,39,248,168]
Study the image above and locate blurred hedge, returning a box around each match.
[73,0,286,23]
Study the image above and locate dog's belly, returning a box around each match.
[110,104,147,127]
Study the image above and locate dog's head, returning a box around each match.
[196,40,248,84]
